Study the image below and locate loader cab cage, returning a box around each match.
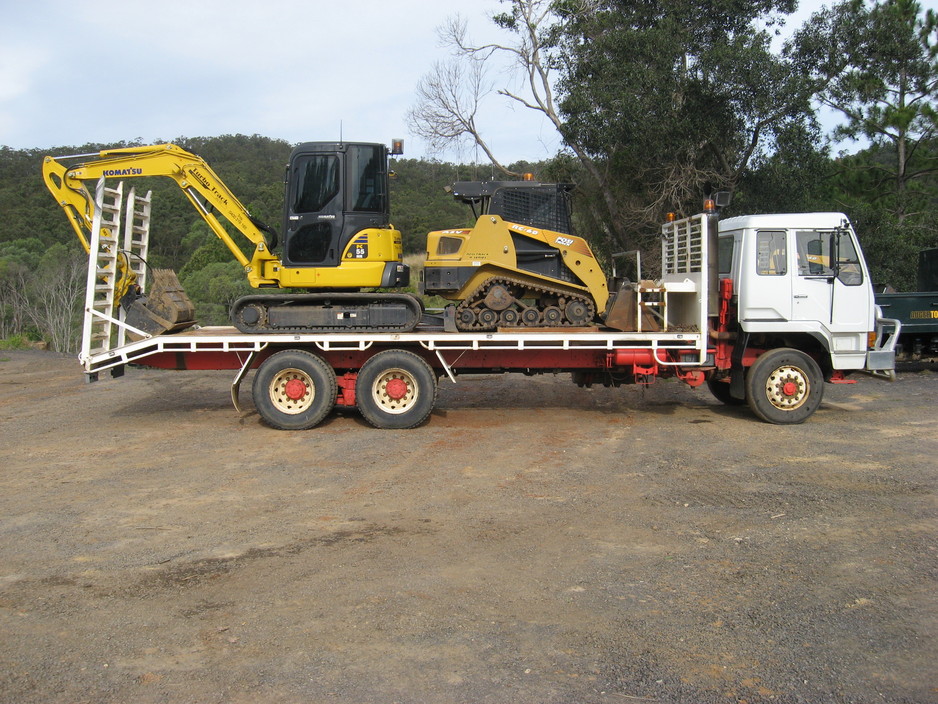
[451,181,576,235]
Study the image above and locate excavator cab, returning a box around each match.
[280,142,409,288]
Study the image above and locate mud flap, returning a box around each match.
[729,330,750,400]
[122,269,196,337]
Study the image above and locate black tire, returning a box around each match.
[252,349,337,430]
[355,350,437,429]
[707,376,746,406]
[745,348,824,424]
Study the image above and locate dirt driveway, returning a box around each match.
[0,349,935,703]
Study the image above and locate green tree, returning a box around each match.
[795,0,938,222]
[733,121,836,215]
[792,0,938,286]
[555,0,815,250]
[410,0,820,255]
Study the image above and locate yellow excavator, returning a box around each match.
[422,180,611,330]
[43,142,420,334]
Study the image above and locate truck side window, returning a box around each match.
[836,231,864,286]
[756,231,787,276]
[795,229,863,286]
[718,234,735,276]
[795,230,835,276]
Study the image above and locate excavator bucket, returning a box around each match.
[122,269,197,337]
[604,281,661,332]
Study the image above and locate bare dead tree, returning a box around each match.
[26,248,86,353]
[408,1,630,248]
[408,3,573,177]
[0,262,32,340]
[408,55,521,176]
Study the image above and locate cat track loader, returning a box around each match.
[421,181,611,331]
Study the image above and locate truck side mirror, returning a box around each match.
[713,191,732,208]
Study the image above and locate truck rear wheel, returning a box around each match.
[252,349,337,430]
[355,350,437,429]
[746,348,823,424]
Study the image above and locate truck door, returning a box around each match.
[738,229,792,323]
[792,229,867,330]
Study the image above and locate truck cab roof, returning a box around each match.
[719,212,850,232]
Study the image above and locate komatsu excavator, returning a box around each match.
[422,180,611,331]
[43,142,420,335]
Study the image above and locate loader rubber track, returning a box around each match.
[454,275,596,332]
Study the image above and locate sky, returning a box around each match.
[2,0,937,164]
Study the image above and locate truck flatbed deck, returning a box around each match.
[89,324,707,375]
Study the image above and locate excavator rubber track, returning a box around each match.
[231,292,424,334]
[454,275,597,332]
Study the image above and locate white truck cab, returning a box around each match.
[710,211,899,423]
[718,212,887,371]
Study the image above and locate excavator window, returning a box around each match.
[293,155,340,213]
[287,222,333,264]
[346,144,387,213]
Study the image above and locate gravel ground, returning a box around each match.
[0,349,935,703]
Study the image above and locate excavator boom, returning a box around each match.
[43,144,276,282]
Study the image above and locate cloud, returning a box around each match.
[0,0,563,162]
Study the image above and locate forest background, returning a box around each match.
[1,0,936,353]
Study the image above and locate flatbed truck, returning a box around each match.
[74,180,899,429]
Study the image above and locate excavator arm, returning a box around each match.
[42,143,280,288]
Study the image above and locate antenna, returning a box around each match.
[339,120,343,144]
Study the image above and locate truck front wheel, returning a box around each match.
[252,349,337,430]
[356,350,437,429]
[746,348,824,424]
